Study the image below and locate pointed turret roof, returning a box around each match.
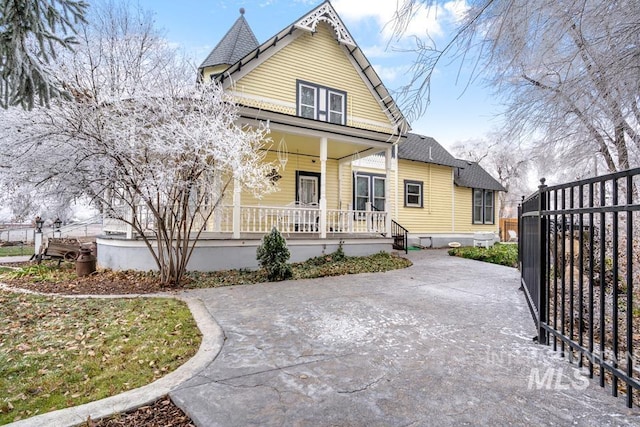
[199,8,259,69]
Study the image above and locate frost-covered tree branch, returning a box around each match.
[0,0,87,109]
[0,1,277,286]
[394,0,640,174]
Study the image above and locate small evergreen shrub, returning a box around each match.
[257,227,293,281]
[333,240,346,262]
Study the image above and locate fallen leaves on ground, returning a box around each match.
[80,397,194,427]
[0,291,200,424]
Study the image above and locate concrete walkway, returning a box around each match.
[0,255,32,263]
[171,249,640,426]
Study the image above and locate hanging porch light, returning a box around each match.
[277,137,288,170]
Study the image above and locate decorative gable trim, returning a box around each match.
[294,2,356,47]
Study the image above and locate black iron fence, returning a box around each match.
[519,168,640,408]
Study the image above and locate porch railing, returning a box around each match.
[391,220,408,253]
[519,170,640,408]
[105,204,388,237]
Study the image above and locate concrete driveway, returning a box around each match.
[171,249,640,426]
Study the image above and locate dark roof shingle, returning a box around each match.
[397,133,462,168]
[199,13,259,69]
[454,161,506,192]
[397,132,505,192]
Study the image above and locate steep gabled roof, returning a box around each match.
[397,133,462,168]
[205,1,409,134]
[454,161,506,192]
[199,9,259,69]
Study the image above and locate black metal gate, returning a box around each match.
[519,169,640,407]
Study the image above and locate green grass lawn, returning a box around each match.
[0,245,34,257]
[0,293,201,424]
[0,249,411,423]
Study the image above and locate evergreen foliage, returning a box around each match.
[256,227,293,281]
[0,0,87,109]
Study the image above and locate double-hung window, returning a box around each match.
[299,84,316,120]
[328,91,345,124]
[473,189,494,224]
[404,180,423,208]
[297,80,346,125]
[354,173,385,211]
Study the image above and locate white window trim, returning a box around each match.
[354,173,386,211]
[299,83,317,120]
[328,90,345,125]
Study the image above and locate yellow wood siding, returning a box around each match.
[232,23,394,133]
[395,160,453,233]
[239,151,340,209]
[202,65,228,79]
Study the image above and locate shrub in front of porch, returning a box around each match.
[257,228,293,281]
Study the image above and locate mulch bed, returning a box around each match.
[1,261,176,295]
[82,396,194,427]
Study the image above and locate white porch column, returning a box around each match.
[126,205,134,240]
[384,147,393,237]
[319,137,327,238]
[233,177,241,239]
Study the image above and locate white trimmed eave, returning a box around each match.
[215,1,410,137]
[344,45,410,135]
[237,106,406,160]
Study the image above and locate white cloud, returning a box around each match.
[371,64,409,83]
[332,0,469,41]
[361,43,394,59]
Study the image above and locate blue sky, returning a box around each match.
[134,0,502,149]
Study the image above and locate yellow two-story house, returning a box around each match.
[98,0,504,271]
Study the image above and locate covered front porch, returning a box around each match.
[99,195,395,272]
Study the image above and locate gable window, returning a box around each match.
[299,84,316,119]
[328,91,345,124]
[404,180,423,208]
[354,173,385,211]
[297,80,346,125]
[473,189,494,224]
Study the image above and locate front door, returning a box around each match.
[296,171,320,205]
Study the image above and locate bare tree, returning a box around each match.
[1,2,276,286]
[452,135,533,217]
[394,0,640,174]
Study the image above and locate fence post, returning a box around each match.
[518,196,523,273]
[537,178,548,345]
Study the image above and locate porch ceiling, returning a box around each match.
[267,130,384,160]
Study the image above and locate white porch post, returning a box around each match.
[319,137,327,238]
[385,147,393,237]
[233,177,241,239]
[126,205,134,240]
